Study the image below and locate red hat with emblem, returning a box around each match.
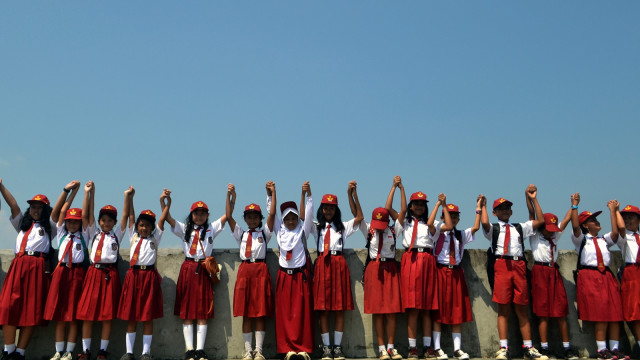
[445,203,460,213]
[543,213,562,232]
[99,205,117,217]
[409,191,428,202]
[139,209,157,222]
[371,207,390,230]
[190,201,209,213]
[578,210,602,225]
[244,203,262,214]
[492,197,513,210]
[64,208,83,220]
[321,194,338,205]
[621,205,640,217]
[27,194,50,206]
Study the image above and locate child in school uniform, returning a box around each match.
[163,191,227,360]
[430,196,484,360]
[385,176,451,360]
[76,182,133,360]
[0,179,71,360]
[480,185,546,360]
[526,193,578,360]
[617,204,640,354]
[360,206,403,360]
[569,194,628,360]
[118,188,171,360]
[274,181,314,360]
[226,182,276,360]
[312,181,364,360]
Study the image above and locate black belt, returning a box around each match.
[93,263,116,269]
[243,258,266,263]
[626,262,640,266]
[59,262,83,268]
[407,247,433,254]
[184,257,204,262]
[320,250,343,256]
[132,265,155,270]
[580,265,607,271]
[279,266,305,275]
[437,263,460,269]
[500,255,524,261]
[534,261,555,267]
[370,257,396,262]
[21,250,45,257]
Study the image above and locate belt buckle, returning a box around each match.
[548,262,553,267]
[140,265,148,270]
[27,250,35,256]
[447,264,454,269]
[417,248,424,253]
[250,258,256,263]
[330,250,338,255]
[513,256,519,261]
[95,264,102,269]
[286,269,293,275]
[380,257,387,262]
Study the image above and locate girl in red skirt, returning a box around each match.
[569,194,628,360]
[45,180,91,360]
[430,197,483,360]
[226,182,276,360]
[360,206,404,360]
[615,204,640,353]
[385,176,452,359]
[312,181,364,360]
[76,182,133,360]
[164,191,227,360]
[274,181,314,360]
[118,188,170,360]
[0,179,64,360]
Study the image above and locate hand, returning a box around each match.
[66,180,80,191]
[266,181,275,196]
[348,180,357,194]
[228,183,236,195]
[393,176,401,188]
[84,181,94,193]
[571,193,580,206]
[608,199,619,211]
[526,184,537,199]
[125,186,135,197]
[477,194,484,206]
[438,193,446,204]
[160,188,171,201]
[302,181,311,196]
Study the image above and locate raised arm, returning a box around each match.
[52,180,80,224]
[616,207,626,238]
[120,186,134,233]
[302,181,314,242]
[470,195,484,234]
[0,178,21,218]
[559,207,572,232]
[526,187,535,221]
[300,181,310,221]
[348,180,358,218]
[348,181,364,227]
[226,183,237,232]
[385,176,401,220]
[481,194,491,233]
[607,200,620,241]
[266,181,276,231]
[527,184,545,229]
[158,189,171,231]
[570,193,581,238]
[82,181,94,229]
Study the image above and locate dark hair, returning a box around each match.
[406,200,429,225]
[243,210,264,229]
[316,204,345,232]
[135,215,156,234]
[184,212,210,242]
[99,212,118,223]
[20,205,53,239]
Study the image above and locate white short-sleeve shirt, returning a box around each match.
[127,225,164,266]
[87,223,125,264]
[171,219,224,259]
[311,218,360,253]
[483,220,534,256]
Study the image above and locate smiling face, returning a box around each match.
[136,218,154,238]
[622,212,640,232]
[191,209,209,226]
[99,214,116,232]
[410,201,427,217]
[29,203,44,221]
[582,218,601,236]
[322,204,337,222]
[244,212,262,229]
[493,204,513,222]
[65,219,82,233]
[283,212,299,230]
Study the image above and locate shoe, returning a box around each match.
[321,346,333,360]
[242,351,253,360]
[51,352,63,360]
[563,348,578,360]
[119,354,135,360]
[78,351,91,360]
[610,349,630,360]
[298,352,311,360]
[408,347,419,360]
[254,351,266,360]
[333,346,345,360]
[495,347,509,360]
[195,350,209,360]
[389,348,403,360]
[380,350,391,360]
[434,349,448,360]
[524,346,546,360]
[185,350,196,360]
[538,348,554,360]
[96,350,109,360]
[139,354,152,360]
[285,352,297,360]
[424,348,437,360]
[61,352,74,360]
[1,351,9,360]
[453,350,469,360]
[597,349,614,360]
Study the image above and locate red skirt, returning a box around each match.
[492,258,529,305]
[76,264,121,321]
[400,251,438,311]
[433,266,472,324]
[313,254,354,311]
[0,255,50,326]
[118,268,163,322]
[621,264,640,321]
[530,264,568,318]
[576,268,623,321]
[275,267,314,354]
[174,260,215,320]
[233,261,274,318]
[364,260,402,314]
[44,265,87,321]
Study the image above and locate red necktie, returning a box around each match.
[503,224,511,256]
[323,224,331,253]
[94,232,106,263]
[434,232,445,255]
[245,229,255,258]
[18,222,35,256]
[449,232,456,265]
[634,233,640,264]
[130,236,144,266]
[63,234,75,267]
[189,226,200,256]
[376,231,383,261]
[549,237,556,267]
[593,236,605,273]
[409,218,419,250]
[285,250,292,261]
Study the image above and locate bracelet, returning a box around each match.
[571,205,578,210]
[63,188,71,193]
[476,210,482,214]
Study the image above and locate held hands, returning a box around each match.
[266,181,275,196]
[392,176,402,188]
[85,181,94,193]
[65,180,81,191]
[125,186,135,198]
[437,193,447,205]
[477,194,486,208]
[608,199,619,211]
[526,184,537,199]
[348,180,357,194]
[228,183,236,196]
[571,193,580,206]
[160,188,172,206]
[302,181,311,196]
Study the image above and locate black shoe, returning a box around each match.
[195,350,209,360]
[78,351,91,360]
[321,346,333,360]
[120,354,135,360]
[333,346,345,360]
[610,349,630,360]
[564,348,579,360]
[597,349,614,360]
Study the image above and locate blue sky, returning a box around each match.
[1,1,638,250]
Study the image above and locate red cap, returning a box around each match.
[244,203,262,213]
[190,201,209,213]
[409,191,428,202]
[621,205,640,217]
[64,208,83,220]
[445,203,460,213]
[370,207,390,230]
[139,209,156,221]
[321,194,338,205]
[99,205,117,217]
[280,201,299,218]
[543,213,562,232]
[492,197,513,210]
[27,194,50,206]
[578,210,602,225]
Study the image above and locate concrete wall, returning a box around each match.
[0,249,635,359]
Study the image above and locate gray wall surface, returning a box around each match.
[0,249,635,359]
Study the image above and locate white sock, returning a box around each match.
[15,349,25,356]
[82,339,91,352]
[243,332,253,353]
[321,333,330,346]
[196,325,207,351]
[255,331,265,352]
[126,333,136,354]
[55,342,65,352]
[408,338,417,347]
[563,342,570,350]
[4,345,16,354]
[423,337,432,347]
[523,340,532,348]
[452,333,461,351]
[433,331,441,350]
[387,344,394,351]
[597,341,607,351]
[541,342,549,349]
[66,343,76,353]
[500,339,508,348]
[183,324,194,350]
[379,345,387,354]
[142,335,152,355]
[100,340,109,351]
[334,331,343,346]
[609,340,619,351]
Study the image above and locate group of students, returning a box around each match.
[0,177,640,360]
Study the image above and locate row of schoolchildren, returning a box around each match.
[1,176,639,360]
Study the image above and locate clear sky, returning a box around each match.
[1,1,638,250]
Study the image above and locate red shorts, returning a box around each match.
[400,251,438,311]
[621,264,640,321]
[174,260,215,320]
[44,265,87,321]
[76,264,121,321]
[0,255,50,326]
[364,260,402,314]
[576,268,623,322]
[492,258,528,305]
[233,261,274,318]
[275,267,314,354]
[313,254,354,311]
[433,265,472,324]
[530,264,568,318]
[118,267,163,322]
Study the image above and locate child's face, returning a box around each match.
[443,213,460,227]
[410,201,426,217]
[191,209,209,226]
[283,212,299,231]
[322,205,337,222]
[492,205,512,222]
[29,203,44,221]
[541,228,555,239]
[583,218,601,235]
[622,213,640,231]
[99,215,116,232]
[244,212,261,229]
[66,219,81,233]
[137,218,154,238]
